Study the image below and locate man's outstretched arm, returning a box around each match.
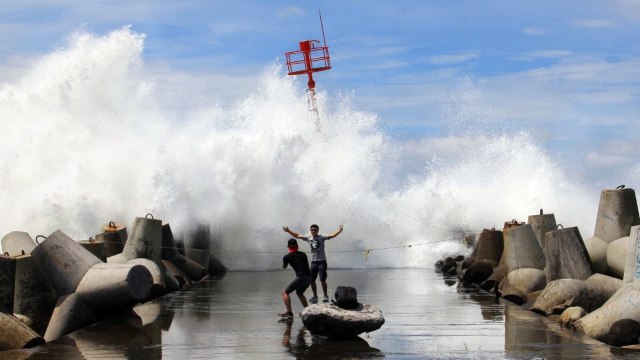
[327,225,344,239]
[282,226,304,239]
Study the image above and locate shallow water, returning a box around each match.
[4,269,640,359]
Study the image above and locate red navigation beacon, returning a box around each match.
[284,13,331,132]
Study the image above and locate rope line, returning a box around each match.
[91,232,478,259]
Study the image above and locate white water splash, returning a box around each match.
[0,27,599,269]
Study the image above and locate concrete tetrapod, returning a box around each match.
[185,224,227,275]
[607,236,630,279]
[506,224,546,273]
[528,209,557,247]
[0,312,45,350]
[162,259,189,291]
[475,228,504,264]
[121,215,163,266]
[585,235,608,274]
[75,263,153,310]
[542,226,593,282]
[623,226,640,284]
[44,293,96,342]
[499,220,524,266]
[531,278,587,316]
[0,255,16,314]
[162,223,208,281]
[31,230,102,297]
[583,273,623,312]
[1,231,36,256]
[127,258,166,299]
[78,238,106,262]
[502,268,546,305]
[99,221,127,258]
[593,186,640,244]
[13,254,57,335]
[574,283,640,342]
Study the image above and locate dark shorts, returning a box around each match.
[284,275,311,295]
[310,261,328,282]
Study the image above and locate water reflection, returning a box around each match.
[2,269,635,359]
[281,319,382,359]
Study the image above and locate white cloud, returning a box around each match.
[616,0,640,20]
[522,26,550,36]
[572,19,614,28]
[512,50,573,61]
[586,152,632,168]
[428,52,479,65]
[277,6,305,20]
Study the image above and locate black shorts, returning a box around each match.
[284,275,311,295]
[310,261,328,282]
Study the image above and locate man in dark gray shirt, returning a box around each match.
[280,238,311,319]
[282,224,344,303]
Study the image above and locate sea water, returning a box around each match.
[0,27,602,271]
[4,269,637,359]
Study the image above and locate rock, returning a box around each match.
[434,259,445,273]
[441,257,457,275]
[301,303,385,339]
[609,319,640,347]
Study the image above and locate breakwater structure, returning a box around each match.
[435,185,640,349]
[0,214,226,351]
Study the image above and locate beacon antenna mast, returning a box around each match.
[284,10,331,132]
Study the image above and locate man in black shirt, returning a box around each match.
[280,238,311,319]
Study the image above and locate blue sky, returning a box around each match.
[1,0,639,188]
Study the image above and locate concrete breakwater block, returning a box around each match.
[475,228,503,264]
[121,215,163,266]
[543,226,593,282]
[585,236,608,274]
[502,268,546,305]
[76,263,153,310]
[127,258,166,299]
[162,224,208,281]
[44,293,96,342]
[0,312,45,350]
[301,303,385,339]
[13,254,57,335]
[559,306,587,328]
[31,230,102,297]
[99,221,127,258]
[0,255,16,314]
[583,273,623,312]
[499,220,524,266]
[607,236,630,279]
[1,231,36,256]
[506,224,546,273]
[574,283,640,342]
[528,210,557,247]
[185,224,227,275]
[78,238,106,262]
[593,186,640,244]
[161,260,188,291]
[531,278,586,316]
[623,226,640,284]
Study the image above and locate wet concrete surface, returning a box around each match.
[3,269,640,359]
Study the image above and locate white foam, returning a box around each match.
[0,28,598,269]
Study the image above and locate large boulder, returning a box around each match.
[301,303,384,339]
